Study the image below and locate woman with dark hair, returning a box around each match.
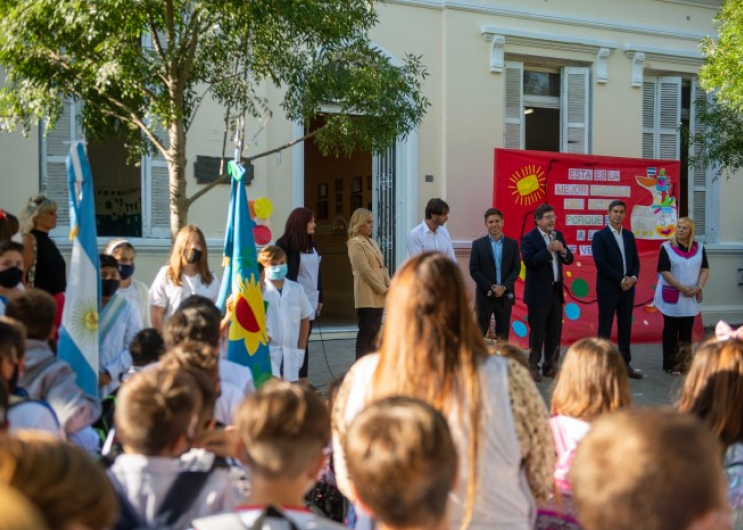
[0,209,19,243]
[0,241,25,316]
[276,207,322,383]
[333,252,553,530]
[18,195,66,330]
[149,224,220,329]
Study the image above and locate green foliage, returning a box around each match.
[691,0,743,177]
[0,0,429,227]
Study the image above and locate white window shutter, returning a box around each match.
[504,61,524,149]
[689,78,711,240]
[142,123,171,238]
[658,76,682,160]
[642,78,657,159]
[41,98,82,237]
[561,67,590,154]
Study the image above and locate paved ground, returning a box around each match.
[307,328,686,407]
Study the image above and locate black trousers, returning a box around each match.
[475,294,512,340]
[298,320,313,379]
[356,308,384,360]
[662,314,695,371]
[527,283,563,370]
[597,288,635,365]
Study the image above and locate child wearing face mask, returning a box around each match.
[0,241,25,316]
[99,254,142,399]
[149,224,220,329]
[105,239,151,327]
[258,246,313,382]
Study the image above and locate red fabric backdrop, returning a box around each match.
[493,148,703,346]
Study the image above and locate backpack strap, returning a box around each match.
[155,468,216,526]
[250,506,301,530]
[192,513,248,530]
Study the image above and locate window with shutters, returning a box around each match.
[642,76,714,241]
[504,61,591,154]
[40,100,171,239]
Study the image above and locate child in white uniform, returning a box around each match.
[105,239,152,327]
[258,246,313,382]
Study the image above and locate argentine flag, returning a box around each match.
[217,161,271,387]
[58,142,100,398]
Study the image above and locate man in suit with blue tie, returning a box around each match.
[521,204,574,382]
[592,200,644,380]
[469,208,521,340]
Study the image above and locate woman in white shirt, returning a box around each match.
[149,224,220,329]
[105,239,151,327]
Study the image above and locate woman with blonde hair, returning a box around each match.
[18,195,66,330]
[0,431,117,530]
[549,338,630,494]
[149,224,220,329]
[653,216,710,374]
[678,325,743,528]
[333,252,553,530]
[347,208,390,359]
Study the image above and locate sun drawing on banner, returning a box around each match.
[229,273,269,354]
[67,297,99,349]
[509,165,546,206]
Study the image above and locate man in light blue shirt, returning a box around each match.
[406,198,456,262]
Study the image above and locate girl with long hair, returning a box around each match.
[149,224,219,329]
[333,252,553,530]
[276,207,322,383]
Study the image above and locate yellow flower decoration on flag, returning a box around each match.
[229,273,269,354]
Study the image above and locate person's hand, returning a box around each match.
[193,426,245,461]
[220,294,235,335]
[98,371,112,387]
[493,285,506,298]
[680,285,695,297]
[621,276,637,291]
[549,240,564,253]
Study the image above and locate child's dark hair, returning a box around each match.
[5,289,56,340]
[129,328,165,367]
[99,254,118,269]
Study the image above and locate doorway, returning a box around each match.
[304,117,373,324]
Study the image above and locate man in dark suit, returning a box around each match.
[521,204,574,382]
[592,199,644,380]
[469,208,521,340]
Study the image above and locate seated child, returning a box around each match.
[108,367,243,530]
[192,380,345,530]
[257,246,313,382]
[571,409,731,530]
[344,396,457,530]
[5,289,100,448]
[0,316,62,437]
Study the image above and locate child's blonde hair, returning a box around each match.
[257,245,287,267]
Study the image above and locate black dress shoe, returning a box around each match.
[542,367,558,379]
[627,366,644,380]
[529,366,543,383]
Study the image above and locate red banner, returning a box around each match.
[493,148,703,346]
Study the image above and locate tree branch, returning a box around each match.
[186,128,321,206]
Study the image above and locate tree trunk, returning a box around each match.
[168,119,189,239]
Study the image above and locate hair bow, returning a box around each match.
[0,209,6,219]
[715,321,743,341]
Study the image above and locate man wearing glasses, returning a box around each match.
[521,204,574,382]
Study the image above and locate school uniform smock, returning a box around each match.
[654,240,708,317]
[263,278,313,381]
[149,266,221,322]
[118,279,152,327]
[99,294,142,398]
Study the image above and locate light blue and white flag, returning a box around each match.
[58,142,100,398]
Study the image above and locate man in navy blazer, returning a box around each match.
[521,204,574,382]
[592,200,644,379]
[469,208,521,340]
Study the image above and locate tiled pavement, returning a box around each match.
[307,326,687,408]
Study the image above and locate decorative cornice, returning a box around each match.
[624,43,705,66]
[389,0,711,43]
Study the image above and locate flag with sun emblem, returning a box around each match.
[217,161,271,387]
[57,142,100,398]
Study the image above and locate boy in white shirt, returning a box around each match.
[258,247,313,382]
[192,380,345,530]
[108,367,244,530]
[98,254,142,398]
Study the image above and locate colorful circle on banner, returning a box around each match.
[512,320,528,338]
[253,225,272,245]
[248,200,256,219]
[254,198,273,220]
[571,278,589,298]
[565,303,580,321]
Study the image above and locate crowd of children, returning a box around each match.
[1,197,743,530]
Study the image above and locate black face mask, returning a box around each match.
[185,249,202,265]
[118,263,135,280]
[0,267,23,289]
[101,279,119,297]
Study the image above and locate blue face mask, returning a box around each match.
[118,263,135,280]
[266,264,288,281]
